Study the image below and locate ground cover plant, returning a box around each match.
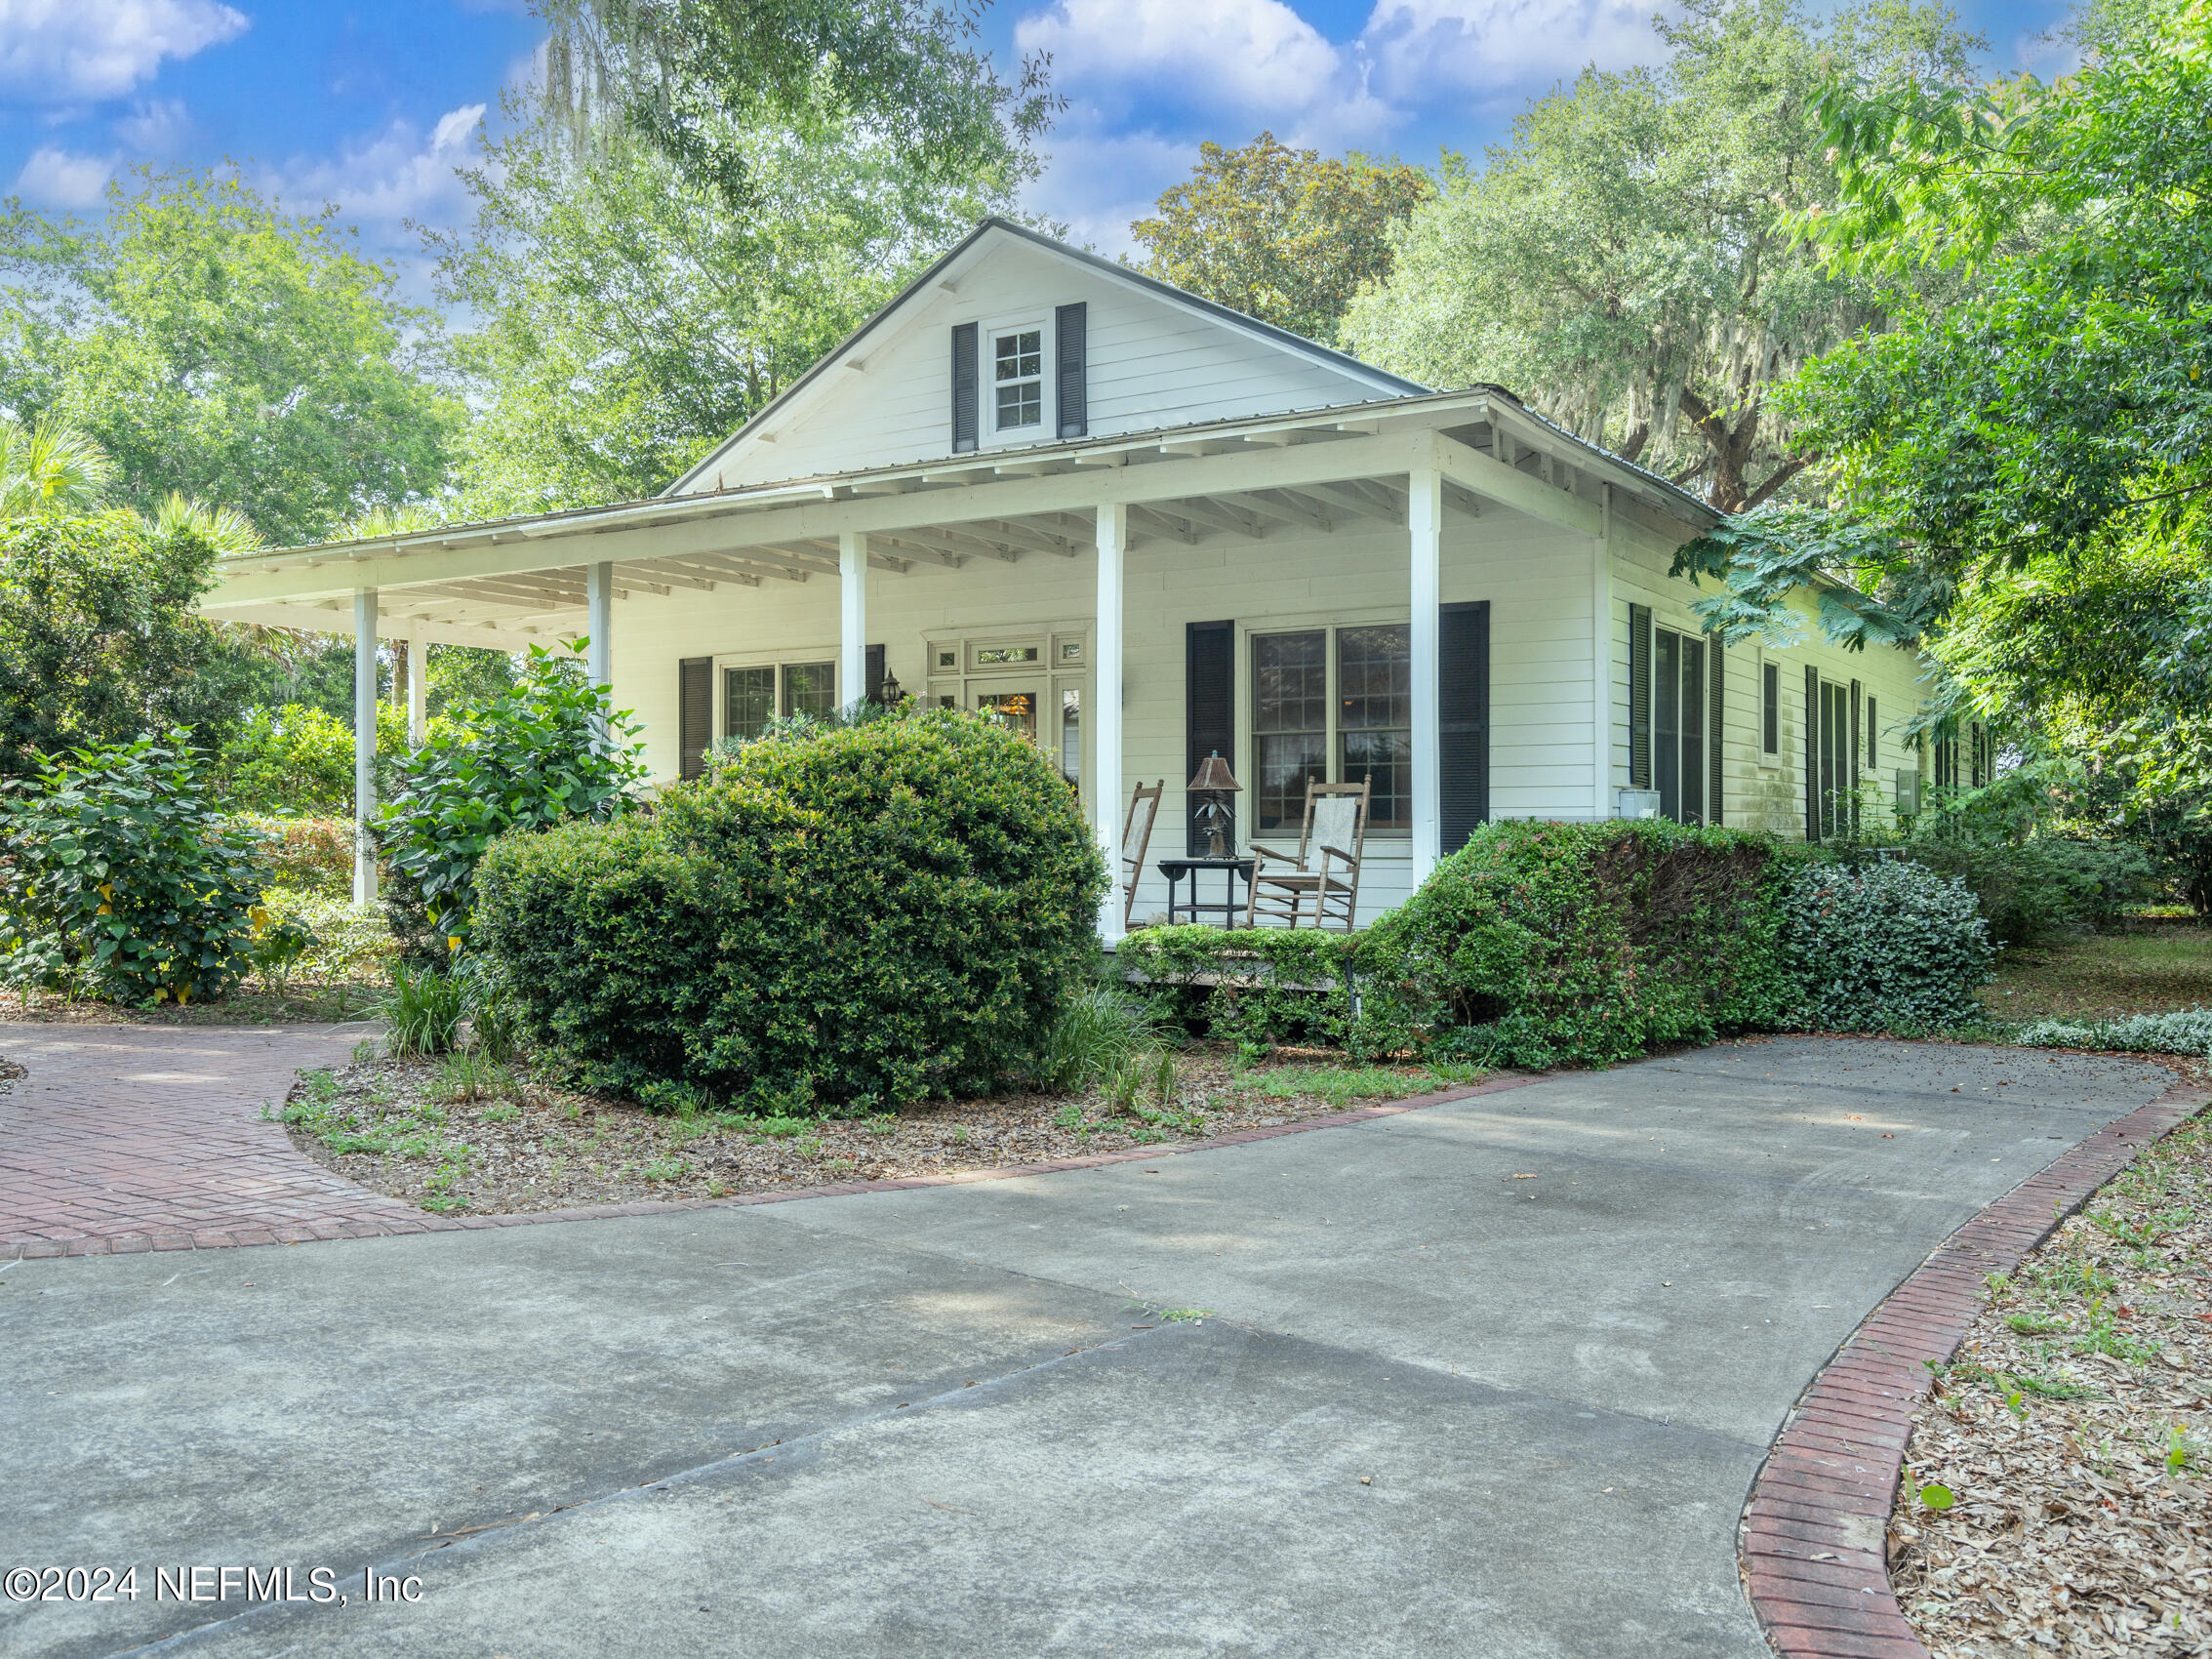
[1985,927,2212,1026]
[474,706,1107,1111]
[277,1042,1487,1216]
[1889,1101,2212,1655]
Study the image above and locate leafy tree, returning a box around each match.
[432,79,1017,511]
[0,168,462,546]
[530,0,1058,214]
[1129,133,1432,345]
[1344,0,1984,509]
[0,510,243,779]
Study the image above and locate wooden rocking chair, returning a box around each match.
[1120,780,1164,930]
[1244,778,1370,931]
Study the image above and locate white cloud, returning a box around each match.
[0,0,248,101]
[12,143,115,207]
[115,96,193,154]
[1359,0,1667,102]
[1018,0,1394,145]
[1024,130,1197,259]
[265,102,487,237]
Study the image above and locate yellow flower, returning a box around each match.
[97,904,111,915]
[447,935,463,951]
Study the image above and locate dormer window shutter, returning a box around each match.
[1055,302,1087,439]
[950,321,979,453]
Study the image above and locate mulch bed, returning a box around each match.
[1889,1058,2212,1656]
[277,1048,1484,1217]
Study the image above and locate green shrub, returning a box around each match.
[2014,1008,2212,1056]
[218,704,414,816]
[377,643,645,964]
[1119,924,1359,1049]
[236,814,354,896]
[1901,836,2157,946]
[0,732,280,1004]
[1357,819,1802,1068]
[472,706,1107,1111]
[1783,859,1996,1032]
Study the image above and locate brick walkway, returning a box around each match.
[0,1023,428,1258]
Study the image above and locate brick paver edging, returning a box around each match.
[7,1069,1546,1260]
[1739,1072,2212,1659]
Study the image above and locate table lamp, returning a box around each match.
[1187,751,1241,858]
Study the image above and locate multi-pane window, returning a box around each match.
[725,663,834,740]
[1251,625,1412,833]
[1761,660,1780,754]
[1253,631,1326,832]
[1654,627,1707,825]
[723,666,775,742]
[782,662,836,718]
[993,327,1043,431]
[1337,625,1411,830]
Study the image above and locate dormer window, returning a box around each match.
[992,324,1044,432]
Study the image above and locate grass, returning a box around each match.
[1981,922,2212,1024]
[1234,1061,1487,1110]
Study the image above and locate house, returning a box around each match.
[196,218,1943,935]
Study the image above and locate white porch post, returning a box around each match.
[1592,484,1613,819]
[352,588,379,907]
[1094,503,1126,942]
[586,560,613,752]
[838,532,867,708]
[1409,466,1443,883]
[407,622,428,748]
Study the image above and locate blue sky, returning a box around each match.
[0,0,2079,292]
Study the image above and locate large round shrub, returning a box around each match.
[471,707,1106,1110]
[1783,858,1995,1032]
[1358,819,1802,1068]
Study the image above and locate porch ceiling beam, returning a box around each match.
[907,524,1021,562]
[1214,490,1322,532]
[1347,477,1408,518]
[1303,480,1401,526]
[705,547,817,581]
[959,517,1077,557]
[1129,504,1203,546]
[203,432,1435,606]
[1161,496,1266,538]
[615,560,722,592]
[1267,487,1339,531]
[428,576,592,607]
[1428,427,1600,536]
[874,533,967,569]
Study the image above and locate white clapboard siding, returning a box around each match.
[684,232,1398,494]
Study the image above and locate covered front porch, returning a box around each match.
[201,390,1687,938]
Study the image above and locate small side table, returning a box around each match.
[1156,856,1257,928]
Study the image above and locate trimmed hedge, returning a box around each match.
[1120,924,1358,1049]
[1783,859,1995,1032]
[472,708,1106,1110]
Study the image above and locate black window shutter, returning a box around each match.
[1849,679,1863,798]
[1055,302,1088,439]
[1439,600,1491,855]
[865,643,885,705]
[1185,621,1234,855]
[1866,697,1877,770]
[1761,660,1779,753]
[678,657,712,780]
[1804,665,1820,840]
[1707,640,1724,828]
[950,322,979,454]
[1628,603,1652,789]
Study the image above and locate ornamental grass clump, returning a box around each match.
[0,731,300,1004]
[1781,858,1995,1032]
[471,706,1106,1112]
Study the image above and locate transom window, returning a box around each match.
[722,661,834,742]
[1252,625,1411,832]
[992,326,1043,431]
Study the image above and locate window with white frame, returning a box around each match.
[1251,624,1411,833]
[722,661,834,742]
[991,324,1044,433]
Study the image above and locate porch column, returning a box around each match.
[586,560,613,752]
[1592,484,1613,819]
[352,588,379,907]
[407,622,428,748]
[1409,466,1443,883]
[1095,503,1126,941]
[838,532,866,708]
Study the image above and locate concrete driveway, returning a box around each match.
[0,1036,2179,1658]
